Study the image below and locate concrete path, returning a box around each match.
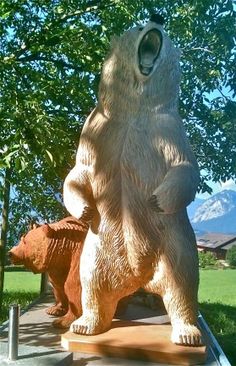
[0,295,220,365]
[0,295,64,348]
[0,295,174,365]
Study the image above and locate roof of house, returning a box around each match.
[196,232,236,250]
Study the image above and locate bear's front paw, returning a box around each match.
[171,324,204,346]
[81,206,95,222]
[148,195,164,213]
[70,314,109,335]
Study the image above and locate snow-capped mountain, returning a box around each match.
[190,190,236,234]
[187,197,205,220]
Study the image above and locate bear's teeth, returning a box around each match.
[140,66,152,75]
[142,67,150,74]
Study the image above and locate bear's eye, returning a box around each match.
[139,27,143,31]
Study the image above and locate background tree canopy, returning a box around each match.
[0,0,235,245]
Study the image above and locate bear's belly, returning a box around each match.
[93,160,164,249]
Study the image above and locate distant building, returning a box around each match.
[196,233,236,259]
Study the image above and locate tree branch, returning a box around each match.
[17,54,83,72]
[217,88,231,101]
[59,0,115,23]
[182,47,213,54]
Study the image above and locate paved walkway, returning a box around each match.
[0,295,219,365]
[0,295,64,349]
[0,295,174,365]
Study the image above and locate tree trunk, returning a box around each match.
[0,168,11,312]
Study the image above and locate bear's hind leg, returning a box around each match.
[144,221,203,346]
[46,272,68,316]
[162,281,203,346]
[145,260,202,346]
[53,252,83,329]
[70,230,130,335]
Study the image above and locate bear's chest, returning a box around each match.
[90,117,165,190]
[120,123,166,189]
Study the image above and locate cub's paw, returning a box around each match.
[52,314,76,329]
[70,315,109,335]
[46,305,67,317]
[148,195,164,213]
[171,324,204,346]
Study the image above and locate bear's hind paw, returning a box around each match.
[171,324,203,346]
[46,305,67,317]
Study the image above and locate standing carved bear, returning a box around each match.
[64,15,202,345]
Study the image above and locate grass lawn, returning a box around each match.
[4,271,41,292]
[199,268,236,305]
[0,271,41,324]
[1,269,235,364]
[199,269,236,365]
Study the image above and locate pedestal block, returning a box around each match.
[61,317,206,365]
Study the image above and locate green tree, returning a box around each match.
[0,0,235,311]
[0,168,11,310]
[198,251,217,268]
[226,246,236,267]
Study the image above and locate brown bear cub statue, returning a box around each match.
[9,216,88,329]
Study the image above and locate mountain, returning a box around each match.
[187,197,205,220]
[191,190,236,234]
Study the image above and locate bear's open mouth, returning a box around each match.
[138,29,162,76]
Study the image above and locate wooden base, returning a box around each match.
[61,317,206,365]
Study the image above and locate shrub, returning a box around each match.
[226,245,236,267]
[5,265,28,272]
[198,251,217,268]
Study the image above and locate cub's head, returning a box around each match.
[9,216,88,274]
[9,225,50,273]
[100,14,181,110]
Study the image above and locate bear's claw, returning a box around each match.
[171,324,203,346]
[81,207,95,222]
[70,320,93,335]
[148,195,164,212]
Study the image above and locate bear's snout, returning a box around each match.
[8,247,25,265]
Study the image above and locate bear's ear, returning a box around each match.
[28,220,40,231]
[41,224,55,238]
[32,223,41,230]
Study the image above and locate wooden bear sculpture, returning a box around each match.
[9,216,88,329]
[63,15,202,345]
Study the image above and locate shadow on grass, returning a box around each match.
[0,291,39,324]
[199,301,236,365]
